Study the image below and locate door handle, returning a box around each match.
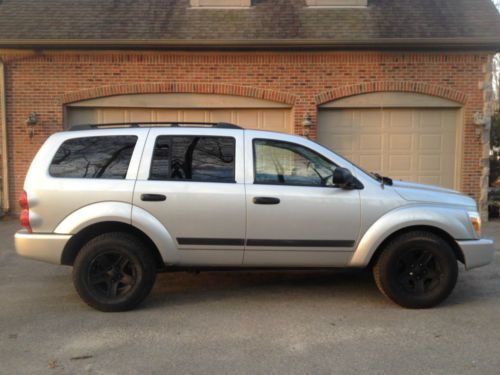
[141,194,167,202]
[253,197,280,205]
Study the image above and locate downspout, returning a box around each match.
[0,58,9,214]
[479,54,495,221]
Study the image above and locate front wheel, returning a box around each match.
[73,232,157,312]
[373,231,458,309]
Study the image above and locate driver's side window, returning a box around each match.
[253,139,337,187]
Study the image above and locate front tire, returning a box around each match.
[73,232,156,312]
[373,231,458,309]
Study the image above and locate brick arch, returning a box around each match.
[315,81,467,106]
[61,82,297,106]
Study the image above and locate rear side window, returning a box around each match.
[49,136,137,179]
[150,136,235,183]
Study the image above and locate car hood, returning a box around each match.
[392,180,476,209]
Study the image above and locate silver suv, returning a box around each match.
[15,122,495,311]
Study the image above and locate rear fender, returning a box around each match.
[54,202,177,263]
[131,205,179,264]
[54,202,132,234]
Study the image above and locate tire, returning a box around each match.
[373,231,458,309]
[73,232,157,312]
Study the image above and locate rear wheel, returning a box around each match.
[373,231,458,308]
[73,232,156,312]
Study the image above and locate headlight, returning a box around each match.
[468,211,482,238]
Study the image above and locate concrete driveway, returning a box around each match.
[1,217,499,375]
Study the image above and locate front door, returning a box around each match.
[134,128,246,266]
[244,134,361,267]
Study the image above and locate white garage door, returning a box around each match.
[65,93,292,133]
[317,93,462,189]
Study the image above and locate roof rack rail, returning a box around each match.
[69,122,242,131]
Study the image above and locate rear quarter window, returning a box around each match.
[49,136,137,179]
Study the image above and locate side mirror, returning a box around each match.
[332,167,355,188]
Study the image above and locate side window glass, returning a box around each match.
[49,136,137,179]
[253,139,336,187]
[150,136,235,183]
[150,137,170,180]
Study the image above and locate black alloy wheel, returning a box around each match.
[87,250,139,300]
[373,231,458,309]
[394,248,443,295]
[73,232,156,312]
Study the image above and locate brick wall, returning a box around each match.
[0,50,490,211]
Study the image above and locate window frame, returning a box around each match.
[48,135,138,180]
[149,135,237,184]
[252,138,340,188]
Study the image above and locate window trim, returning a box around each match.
[252,138,341,188]
[48,135,138,180]
[149,135,237,184]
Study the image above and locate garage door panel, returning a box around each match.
[262,110,290,132]
[442,110,459,125]
[66,108,97,126]
[98,108,127,123]
[332,111,356,129]
[340,152,355,162]
[418,110,444,129]
[329,134,354,151]
[389,155,412,171]
[320,127,355,136]
[208,110,233,123]
[418,155,442,173]
[389,134,413,150]
[156,109,181,122]
[360,134,382,150]
[359,110,382,129]
[359,155,382,171]
[418,176,441,186]
[388,110,414,129]
[419,134,442,151]
[129,109,155,123]
[183,109,208,122]
[318,107,459,189]
[236,110,260,129]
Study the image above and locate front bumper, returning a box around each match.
[457,238,495,270]
[15,230,72,265]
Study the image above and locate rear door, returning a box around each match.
[133,128,246,266]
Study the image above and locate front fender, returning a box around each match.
[349,205,473,267]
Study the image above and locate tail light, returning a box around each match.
[19,191,32,233]
[19,191,28,210]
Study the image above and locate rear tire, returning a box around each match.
[373,231,458,309]
[73,232,156,312]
